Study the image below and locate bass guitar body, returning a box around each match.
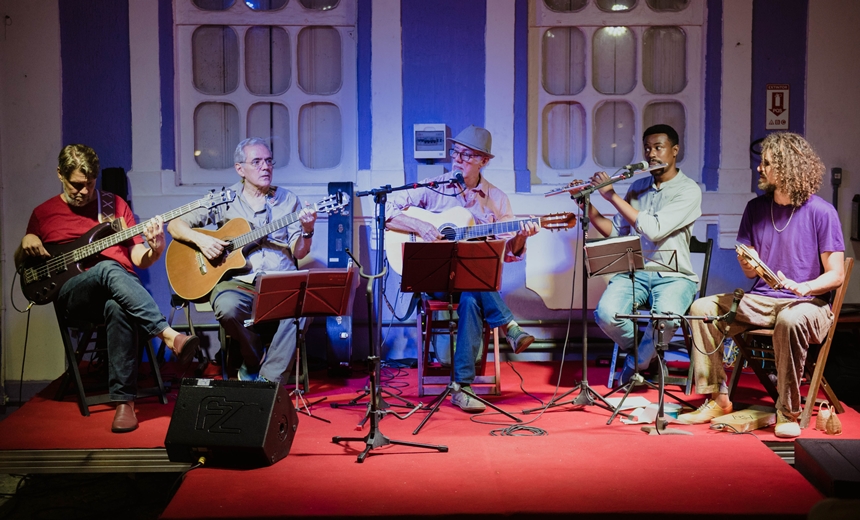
[20,221,124,305]
[165,218,252,301]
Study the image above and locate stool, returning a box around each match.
[416,297,500,397]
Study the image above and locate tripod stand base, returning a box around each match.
[332,431,448,463]
[413,382,521,435]
[521,381,618,415]
[641,418,694,436]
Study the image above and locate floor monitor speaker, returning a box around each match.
[165,379,298,467]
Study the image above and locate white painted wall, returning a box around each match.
[0,1,65,383]
[807,0,860,303]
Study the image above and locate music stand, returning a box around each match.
[521,235,643,416]
[249,268,359,422]
[599,244,696,426]
[401,240,522,435]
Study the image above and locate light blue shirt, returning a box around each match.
[608,169,702,282]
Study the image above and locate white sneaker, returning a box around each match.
[451,385,486,413]
[774,410,801,438]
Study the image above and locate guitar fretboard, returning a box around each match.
[228,211,303,250]
[454,217,541,240]
[226,196,343,250]
[27,197,216,282]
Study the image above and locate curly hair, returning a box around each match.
[760,132,824,206]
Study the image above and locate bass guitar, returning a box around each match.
[20,188,236,305]
[165,192,350,301]
[384,206,577,275]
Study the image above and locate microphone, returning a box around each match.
[623,160,649,172]
[724,288,744,325]
[455,172,465,187]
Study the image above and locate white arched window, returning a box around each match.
[175,0,357,185]
[535,0,704,185]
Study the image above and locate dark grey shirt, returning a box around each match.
[179,180,302,282]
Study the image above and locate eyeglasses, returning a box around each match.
[241,158,275,169]
[449,148,482,162]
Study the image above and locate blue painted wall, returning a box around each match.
[702,0,722,192]
[400,0,486,184]
[750,0,808,191]
[59,0,132,173]
[357,0,372,171]
[514,0,530,192]
[159,0,175,171]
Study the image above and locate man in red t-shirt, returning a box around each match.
[15,144,199,433]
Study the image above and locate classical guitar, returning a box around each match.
[736,243,783,289]
[19,188,236,305]
[165,192,350,301]
[384,206,577,275]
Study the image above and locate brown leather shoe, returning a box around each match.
[111,401,138,433]
[171,334,200,365]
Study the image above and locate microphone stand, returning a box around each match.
[523,163,669,416]
[522,173,638,415]
[331,179,462,425]
[332,253,447,462]
[614,312,729,435]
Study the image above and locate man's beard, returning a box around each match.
[758,176,776,194]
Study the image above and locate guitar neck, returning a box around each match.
[456,216,540,241]
[229,210,301,249]
[69,198,209,262]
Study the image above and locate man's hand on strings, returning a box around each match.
[20,234,50,258]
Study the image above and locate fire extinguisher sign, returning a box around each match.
[766,84,789,130]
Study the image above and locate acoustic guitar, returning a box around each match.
[19,188,236,305]
[165,192,350,301]
[384,206,576,275]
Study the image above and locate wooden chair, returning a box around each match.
[416,296,501,397]
[727,257,853,429]
[54,304,168,417]
[607,235,714,393]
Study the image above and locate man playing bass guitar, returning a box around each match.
[167,137,317,384]
[385,125,539,414]
[15,144,200,433]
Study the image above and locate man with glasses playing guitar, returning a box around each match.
[385,125,540,414]
[16,144,201,433]
[167,137,320,384]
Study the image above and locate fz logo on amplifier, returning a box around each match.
[195,396,253,434]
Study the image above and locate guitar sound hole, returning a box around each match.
[440,228,456,241]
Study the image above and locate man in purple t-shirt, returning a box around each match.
[678,132,845,438]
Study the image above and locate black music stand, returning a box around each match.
[250,268,359,423]
[599,243,696,427]
[521,235,641,416]
[401,240,522,435]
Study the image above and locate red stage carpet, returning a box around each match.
[1,361,857,519]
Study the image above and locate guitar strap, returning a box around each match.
[98,190,116,223]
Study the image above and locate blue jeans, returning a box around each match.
[57,261,169,401]
[594,272,697,370]
[454,291,513,383]
[211,279,299,383]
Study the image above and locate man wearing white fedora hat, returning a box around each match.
[386,125,539,413]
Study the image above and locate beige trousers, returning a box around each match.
[689,293,832,419]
